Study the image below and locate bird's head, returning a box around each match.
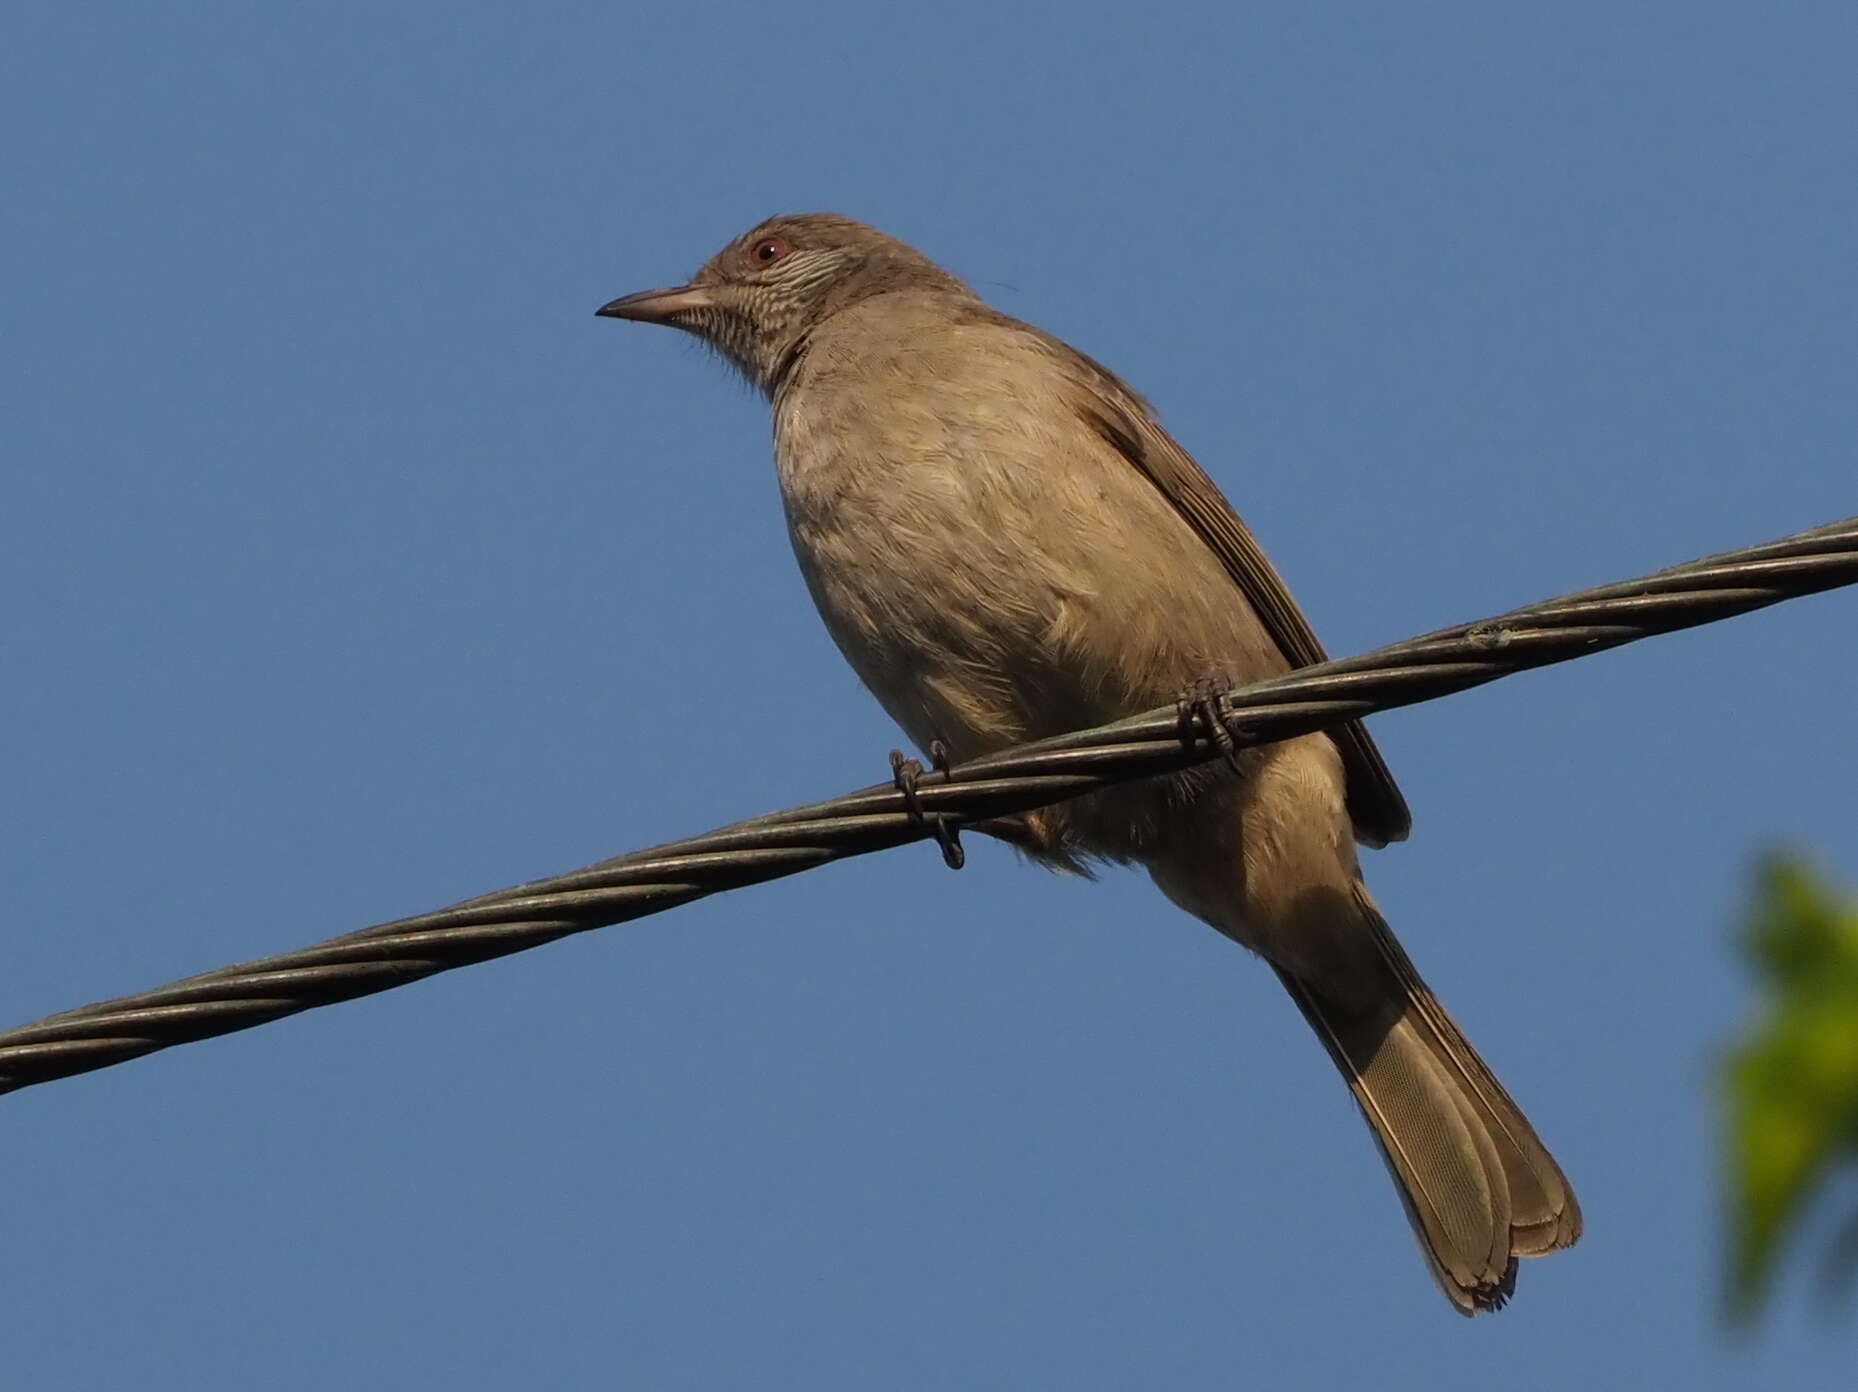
[596,213,969,393]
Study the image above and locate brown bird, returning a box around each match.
[597,214,1580,1313]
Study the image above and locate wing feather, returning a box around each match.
[1000,316,1412,846]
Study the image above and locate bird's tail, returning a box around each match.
[1276,887,1581,1314]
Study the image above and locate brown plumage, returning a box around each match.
[598,213,1579,1313]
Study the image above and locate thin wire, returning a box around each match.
[2,515,1854,1097]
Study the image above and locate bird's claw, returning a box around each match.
[1174,674,1245,773]
[890,740,964,870]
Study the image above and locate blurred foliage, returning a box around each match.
[1724,855,1858,1326]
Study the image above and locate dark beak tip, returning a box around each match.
[593,284,713,325]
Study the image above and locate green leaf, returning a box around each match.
[1723,855,1858,1326]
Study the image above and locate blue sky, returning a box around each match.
[3,3,1855,1386]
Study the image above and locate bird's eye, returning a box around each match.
[750,236,791,266]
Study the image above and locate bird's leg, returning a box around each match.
[1174,672,1246,773]
[889,740,965,870]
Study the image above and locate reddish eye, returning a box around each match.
[750,235,791,266]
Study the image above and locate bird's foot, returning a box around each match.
[1174,673,1246,773]
[890,740,965,870]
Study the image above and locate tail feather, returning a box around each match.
[1276,891,1580,1315]
[1350,885,1582,1257]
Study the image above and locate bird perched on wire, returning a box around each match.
[597,213,1579,1314]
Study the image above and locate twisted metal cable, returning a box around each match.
[3,515,1854,1097]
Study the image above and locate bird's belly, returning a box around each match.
[775,441,1285,766]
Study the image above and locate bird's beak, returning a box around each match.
[594,284,715,324]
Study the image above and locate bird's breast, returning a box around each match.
[770,372,1274,762]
